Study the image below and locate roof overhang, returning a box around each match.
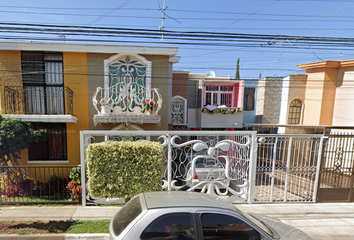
[0,41,179,57]
[297,60,354,70]
[298,61,340,70]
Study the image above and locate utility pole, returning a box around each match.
[159,0,166,41]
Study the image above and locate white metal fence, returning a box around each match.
[79,131,324,206]
[80,131,257,206]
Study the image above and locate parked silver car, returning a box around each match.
[109,191,313,240]
[185,154,229,189]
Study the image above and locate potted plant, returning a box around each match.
[100,97,111,115]
[143,99,154,115]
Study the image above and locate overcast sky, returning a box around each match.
[1,0,354,79]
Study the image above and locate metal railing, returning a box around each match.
[254,134,323,203]
[0,165,78,204]
[92,82,162,116]
[0,133,332,205]
[4,86,73,115]
[80,130,257,206]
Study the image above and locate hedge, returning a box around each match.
[86,141,163,199]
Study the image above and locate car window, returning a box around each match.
[141,213,195,240]
[112,195,143,236]
[196,158,206,167]
[195,159,223,168]
[200,213,261,240]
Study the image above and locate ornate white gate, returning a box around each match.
[80,131,257,206]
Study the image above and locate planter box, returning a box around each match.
[201,111,243,128]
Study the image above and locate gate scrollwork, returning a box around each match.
[162,135,252,201]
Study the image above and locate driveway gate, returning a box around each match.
[318,132,354,202]
[254,134,323,203]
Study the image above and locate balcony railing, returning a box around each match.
[4,86,73,115]
[92,82,162,124]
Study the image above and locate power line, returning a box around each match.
[4,5,354,21]
[2,22,354,50]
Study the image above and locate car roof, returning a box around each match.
[141,191,237,211]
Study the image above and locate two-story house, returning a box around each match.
[0,42,179,166]
[276,60,354,134]
[170,70,244,131]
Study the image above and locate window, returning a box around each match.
[201,213,261,240]
[21,52,64,114]
[171,96,187,125]
[141,213,195,240]
[107,55,150,110]
[28,123,67,161]
[244,87,255,111]
[204,85,234,107]
[288,99,302,124]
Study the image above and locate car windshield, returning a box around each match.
[237,209,279,238]
[112,195,143,236]
[195,158,223,168]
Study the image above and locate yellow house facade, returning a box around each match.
[0,42,179,167]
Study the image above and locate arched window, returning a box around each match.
[288,99,303,124]
[105,53,151,89]
[171,96,187,125]
[102,54,152,113]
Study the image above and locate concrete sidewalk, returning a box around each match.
[1,202,354,240]
[236,202,354,240]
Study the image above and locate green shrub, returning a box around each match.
[69,165,81,185]
[86,141,163,199]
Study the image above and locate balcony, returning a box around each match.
[201,106,244,128]
[3,86,76,123]
[92,82,162,125]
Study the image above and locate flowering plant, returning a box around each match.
[202,106,243,114]
[143,99,154,111]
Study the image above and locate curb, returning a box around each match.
[0,234,109,240]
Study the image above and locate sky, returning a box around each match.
[1,0,354,79]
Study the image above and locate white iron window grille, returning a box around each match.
[92,54,162,124]
[171,96,187,125]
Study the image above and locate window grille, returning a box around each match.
[204,85,234,107]
[287,99,302,124]
[21,52,64,114]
